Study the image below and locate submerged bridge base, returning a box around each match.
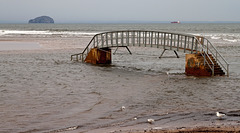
[185,54,211,76]
[85,48,111,64]
[84,48,225,77]
[185,53,225,76]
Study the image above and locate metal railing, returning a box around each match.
[201,37,229,76]
[71,30,229,76]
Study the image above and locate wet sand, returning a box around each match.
[120,126,240,133]
[1,37,240,133]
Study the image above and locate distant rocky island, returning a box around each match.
[28,16,54,23]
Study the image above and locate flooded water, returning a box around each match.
[0,23,240,132]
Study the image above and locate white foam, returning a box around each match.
[0,30,98,37]
[223,38,238,42]
[211,36,221,40]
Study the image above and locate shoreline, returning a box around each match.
[121,126,240,133]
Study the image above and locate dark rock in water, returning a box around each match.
[29,16,54,23]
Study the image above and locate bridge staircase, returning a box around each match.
[71,30,229,77]
[195,53,225,76]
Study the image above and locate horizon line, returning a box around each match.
[1,20,240,24]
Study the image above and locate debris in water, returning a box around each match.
[147,118,154,124]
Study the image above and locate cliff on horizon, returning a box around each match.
[28,16,54,23]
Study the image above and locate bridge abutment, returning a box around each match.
[85,48,112,64]
[185,54,211,76]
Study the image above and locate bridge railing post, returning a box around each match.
[191,37,194,54]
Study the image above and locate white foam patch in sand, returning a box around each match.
[0,41,41,51]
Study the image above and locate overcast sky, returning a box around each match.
[1,0,240,23]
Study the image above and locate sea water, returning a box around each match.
[0,23,240,132]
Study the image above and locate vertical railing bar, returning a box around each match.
[144,31,146,47]
[157,32,160,48]
[168,34,170,46]
[173,34,175,47]
[101,34,104,48]
[126,31,129,46]
[111,32,113,47]
[216,51,218,63]
[177,34,179,51]
[148,32,150,45]
[139,31,141,47]
[163,33,166,49]
[93,37,96,47]
[132,31,135,46]
[96,35,99,47]
[151,31,153,47]
[138,31,140,46]
[191,37,194,54]
[184,36,187,53]
[116,32,118,47]
[142,31,144,46]
[166,33,168,46]
[120,31,122,46]
[170,34,173,50]
[154,32,157,45]
[131,31,133,46]
[106,33,108,47]
[195,37,198,54]
[161,33,163,45]
[166,34,168,46]
[207,40,209,54]
[145,31,147,47]
[180,35,182,48]
[136,31,138,45]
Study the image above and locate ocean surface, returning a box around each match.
[0,23,240,132]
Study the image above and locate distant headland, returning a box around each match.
[28,16,54,24]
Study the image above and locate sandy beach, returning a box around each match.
[1,26,240,133]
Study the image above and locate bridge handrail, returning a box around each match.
[93,30,199,52]
[70,34,97,62]
[202,37,229,76]
[193,36,215,76]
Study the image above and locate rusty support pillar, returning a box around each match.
[85,48,112,64]
[185,54,211,76]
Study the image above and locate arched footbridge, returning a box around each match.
[71,30,229,76]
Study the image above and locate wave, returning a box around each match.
[201,33,240,44]
[0,30,98,37]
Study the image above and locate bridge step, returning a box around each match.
[196,53,225,76]
[186,53,225,76]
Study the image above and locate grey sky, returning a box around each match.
[1,0,240,23]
